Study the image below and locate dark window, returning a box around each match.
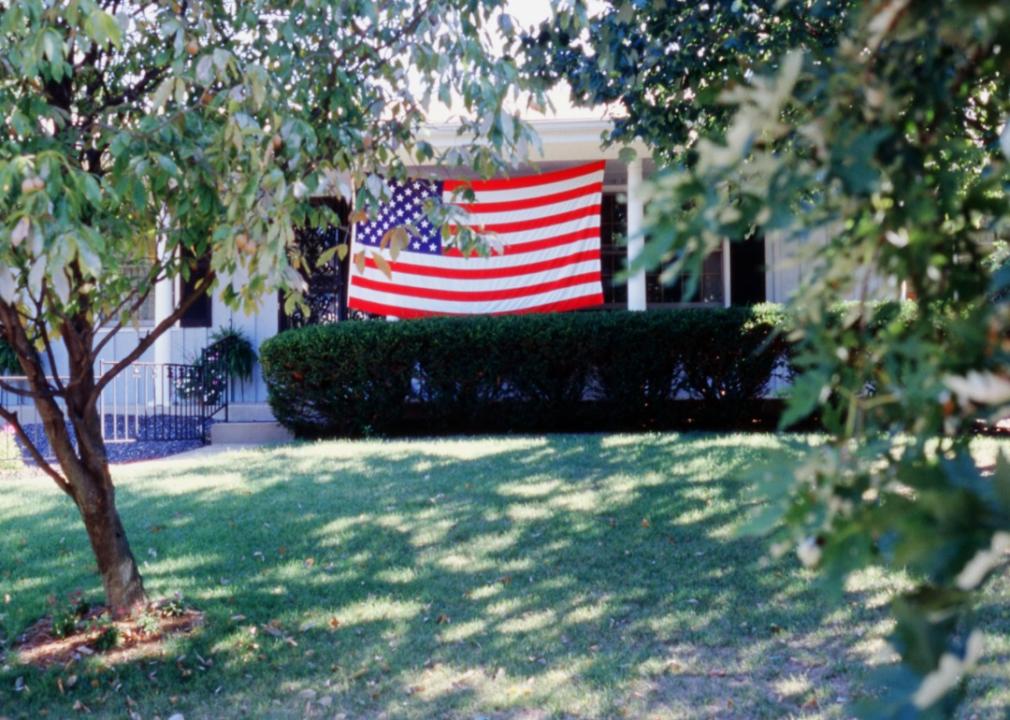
[601,191,727,308]
[645,248,725,306]
[280,198,352,330]
[179,249,212,328]
[729,233,766,305]
[599,192,628,308]
[123,263,156,324]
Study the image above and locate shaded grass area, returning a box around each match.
[0,434,1007,719]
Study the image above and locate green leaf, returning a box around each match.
[84,10,123,47]
[81,174,102,205]
[778,370,827,429]
[42,30,62,63]
[316,243,348,267]
[151,76,174,110]
[155,154,180,177]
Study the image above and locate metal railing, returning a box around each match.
[193,337,233,424]
[98,361,210,443]
[0,376,35,467]
[98,355,230,444]
[0,344,232,467]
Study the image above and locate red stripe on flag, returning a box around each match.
[442,160,606,193]
[455,182,602,214]
[452,204,600,235]
[347,293,604,318]
[367,249,599,280]
[351,272,600,302]
[441,227,599,257]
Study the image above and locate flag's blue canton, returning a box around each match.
[356,178,443,255]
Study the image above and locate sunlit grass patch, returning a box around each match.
[0,433,1007,718]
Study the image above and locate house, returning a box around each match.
[4,118,836,447]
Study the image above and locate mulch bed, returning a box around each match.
[11,600,204,669]
[15,418,206,466]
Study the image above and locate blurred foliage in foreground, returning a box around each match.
[531,0,1010,715]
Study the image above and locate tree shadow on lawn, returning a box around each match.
[0,434,973,718]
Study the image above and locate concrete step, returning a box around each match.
[210,420,293,445]
[218,402,277,422]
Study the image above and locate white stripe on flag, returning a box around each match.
[348,282,603,316]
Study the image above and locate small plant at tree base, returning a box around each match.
[158,595,186,618]
[88,617,120,652]
[136,610,161,636]
[50,607,77,639]
[50,592,91,638]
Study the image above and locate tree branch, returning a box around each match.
[35,287,67,395]
[0,378,43,399]
[91,266,166,359]
[89,271,217,406]
[0,303,87,496]
[0,404,72,495]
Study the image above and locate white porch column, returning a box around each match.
[153,236,174,406]
[722,238,732,308]
[626,159,646,311]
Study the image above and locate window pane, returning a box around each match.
[122,264,156,324]
[646,247,724,305]
[600,192,627,307]
[180,250,212,328]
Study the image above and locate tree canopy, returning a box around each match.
[522,0,849,161]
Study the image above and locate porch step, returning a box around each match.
[221,402,278,422]
[210,420,293,445]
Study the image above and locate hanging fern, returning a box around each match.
[176,327,257,405]
[203,327,256,383]
[0,339,19,375]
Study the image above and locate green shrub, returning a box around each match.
[261,307,790,437]
[588,311,690,425]
[261,322,420,437]
[678,305,788,401]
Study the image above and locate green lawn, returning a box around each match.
[0,434,1007,719]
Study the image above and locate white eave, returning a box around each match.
[418,118,652,164]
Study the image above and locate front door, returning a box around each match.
[279,200,351,330]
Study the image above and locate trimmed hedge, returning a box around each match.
[260,306,791,437]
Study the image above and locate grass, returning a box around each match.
[0,433,1007,719]
[0,430,24,473]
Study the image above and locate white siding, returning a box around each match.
[765,226,901,304]
[42,290,279,404]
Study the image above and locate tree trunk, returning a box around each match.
[77,477,147,615]
[32,351,147,616]
[65,363,148,617]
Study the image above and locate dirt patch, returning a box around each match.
[10,600,203,669]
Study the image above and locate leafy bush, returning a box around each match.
[261,307,788,437]
[261,321,420,437]
[49,592,91,638]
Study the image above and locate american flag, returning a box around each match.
[347,161,605,317]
